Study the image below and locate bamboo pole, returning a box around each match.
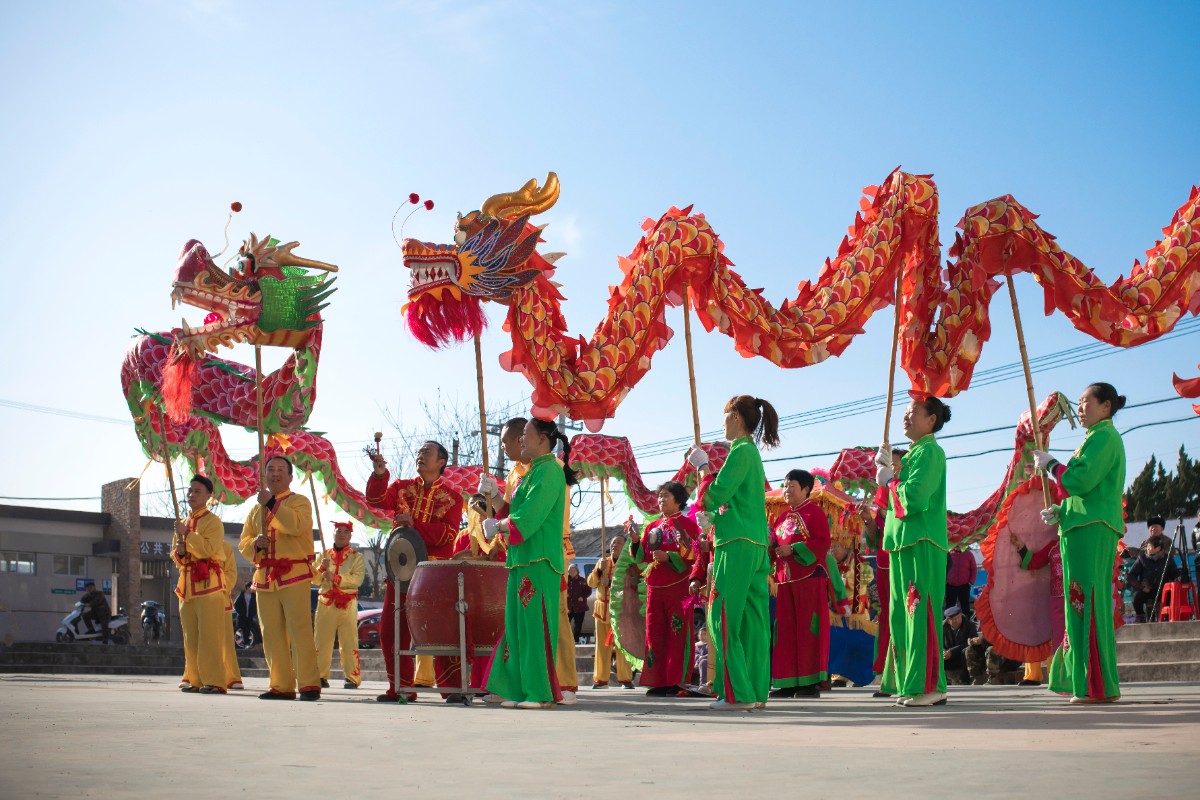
[254,345,267,489]
[682,277,702,447]
[474,333,490,476]
[1005,275,1054,508]
[882,261,904,451]
[599,478,608,559]
[308,471,328,552]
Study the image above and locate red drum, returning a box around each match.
[405,560,508,652]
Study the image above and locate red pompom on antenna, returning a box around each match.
[230,201,242,212]
[408,192,420,204]
[424,200,434,210]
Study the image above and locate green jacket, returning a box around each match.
[882,433,948,552]
[1050,419,1126,536]
[505,453,567,573]
[702,436,769,548]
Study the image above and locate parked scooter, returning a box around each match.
[140,600,166,645]
[56,602,131,645]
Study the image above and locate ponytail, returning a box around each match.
[1087,382,1127,418]
[725,395,781,450]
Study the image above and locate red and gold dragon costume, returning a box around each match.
[403,170,1200,429]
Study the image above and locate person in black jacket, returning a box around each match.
[1127,533,1178,622]
[941,606,976,685]
[79,583,112,642]
[233,583,258,647]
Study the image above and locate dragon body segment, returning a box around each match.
[404,171,1200,428]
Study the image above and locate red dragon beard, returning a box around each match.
[405,293,488,349]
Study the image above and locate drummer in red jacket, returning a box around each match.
[366,440,465,703]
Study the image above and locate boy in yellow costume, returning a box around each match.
[173,475,228,694]
[313,521,365,689]
[588,534,634,688]
[239,456,321,701]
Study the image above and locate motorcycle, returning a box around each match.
[140,600,166,645]
[233,610,257,649]
[56,602,131,645]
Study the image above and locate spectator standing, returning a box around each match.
[566,564,590,643]
[945,548,977,614]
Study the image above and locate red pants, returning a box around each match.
[639,579,694,689]
[872,561,891,674]
[380,581,462,696]
[772,576,829,687]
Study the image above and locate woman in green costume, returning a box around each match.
[877,396,951,708]
[687,395,780,710]
[1033,382,1127,704]
[482,418,575,709]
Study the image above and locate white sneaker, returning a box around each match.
[895,696,913,706]
[558,690,578,705]
[708,699,755,711]
[482,693,505,704]
[517,700,554,709]
[903,691,947,707]
[753,701,767,709]
[178,681,191,689]
[228,681,244,690]
[500,700,518,709]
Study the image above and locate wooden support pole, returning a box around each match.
[682,277,702,447]
[254,345,267,488]
[882,264,904,450]
[308,471,328,552]
[474,333,490,476]
[1005,275,1054,508]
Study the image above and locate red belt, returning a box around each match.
[323,586,358,609]
[258,557,310,585]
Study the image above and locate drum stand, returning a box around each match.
[392,573,489,705]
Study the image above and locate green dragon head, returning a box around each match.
[171,233,337,357]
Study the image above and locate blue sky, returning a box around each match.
[1,1,1197,534]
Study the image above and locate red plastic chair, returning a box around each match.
[1158,582,1197,622]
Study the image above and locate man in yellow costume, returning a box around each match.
[480,417,579,704]
[173,475,229,694]
[588,534,634,689]
[219,540,243,690]
[313,521,365,689]
[239,455,321,701]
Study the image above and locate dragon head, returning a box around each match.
[171,233,338,358]
[403,173,564,348]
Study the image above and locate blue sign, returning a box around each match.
[103,579,112,591]
[75,578,92,592]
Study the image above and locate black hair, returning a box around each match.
[528,417,578,486]
[190,474,214,494]
[726,395,781,449]
[423,440,449,475]
[1086,382,1127,417]
[85,582,96,588]
[266,455,293,474]
[919,396,952,433]
[655,480,690,508]
[1147,515,1166,529]
[783,469,815,492]
[503,417,528,436]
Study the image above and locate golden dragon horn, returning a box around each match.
[480,172,560,219]
[271,240,340,273]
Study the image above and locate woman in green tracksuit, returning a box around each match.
[1033,382,1127,704]
[688,395,780,710]
[483,418,575,709]
[877,395,951,707]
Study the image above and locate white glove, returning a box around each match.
[482,518,501,542]
[696,511,711,530]
[687,446,709,469]
[875,466,894,486]
[874,443,892,471]
[477,474,500,499]
[1039,506,1060,527]
[1032,450,1053,472]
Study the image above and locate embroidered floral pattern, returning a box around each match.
[906,581,921,616]
[518,576,536,608]
[671,614,684,633]
[1069,580,1085,616]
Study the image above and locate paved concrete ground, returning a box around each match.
[2,675,1198,799]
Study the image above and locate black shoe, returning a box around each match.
[871,690,892,698]
[343,681,358,689]
[377,693,398,702]
[180,686,200,694]
[259,691,293,700]
[320,678,330,689]
[830,678,848,688]
[1017,679,1040,687]
[298,690,321,701]
[794,685,821,698]
[621,681,635,689]
[199,685,226,694]
[769,687,797,698]
[592,682,608,689]
[646,686,669,696]
[444,694,466,704]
